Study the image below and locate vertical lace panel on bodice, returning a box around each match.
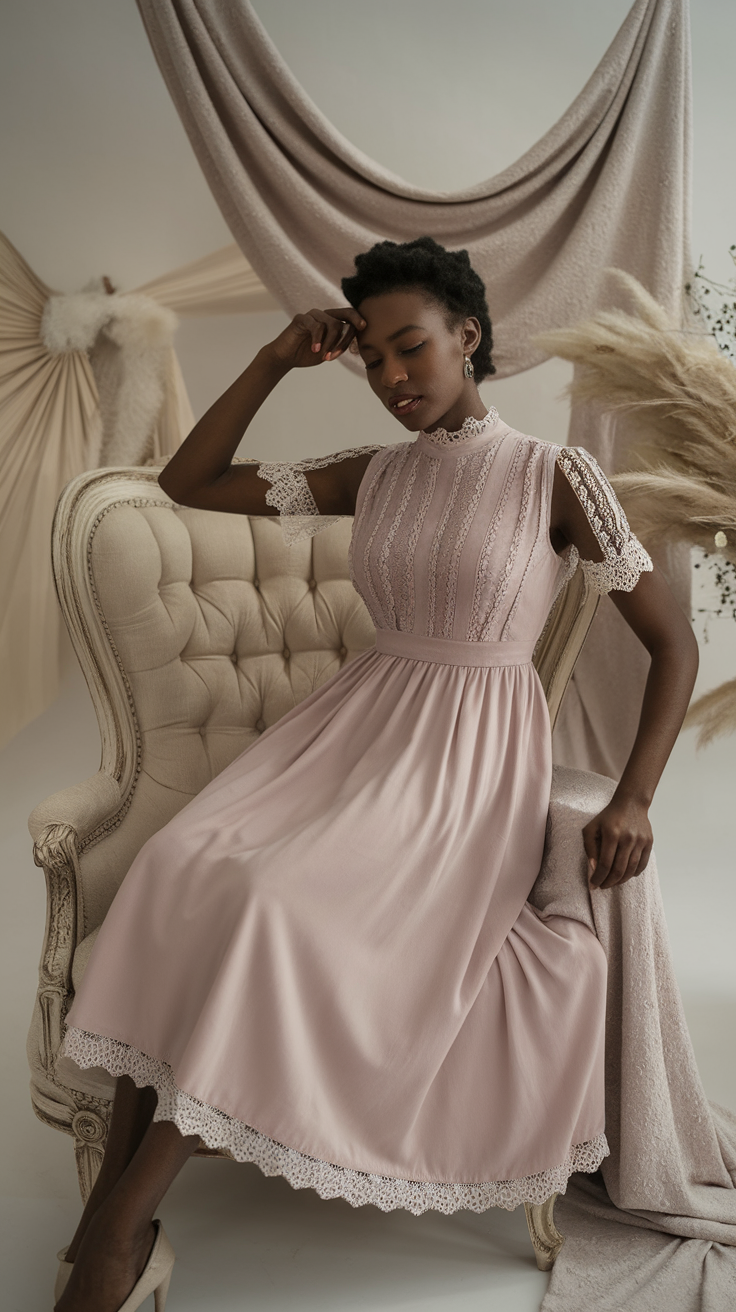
[427,441,504,639]
[350,432,561,643]
[467,439,547,642]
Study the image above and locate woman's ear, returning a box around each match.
[461,316,482,356]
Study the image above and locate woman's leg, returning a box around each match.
[65,1076,159,1262]
[56,1117,199,1312]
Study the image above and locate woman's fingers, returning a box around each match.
[324,307,367,333]
[585,801,653,891]
[634,841,653,877]
[582,820,600,883]
[301,307,366,358]
[325,322,359,360]
[590,830,619,887]
[277,306,366,368]
[599,840,639,888]
[323,309,366,360]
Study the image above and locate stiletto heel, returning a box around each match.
[117,1220,175,1312]
[54,1246,73,1302]
[153,1265,173,1311]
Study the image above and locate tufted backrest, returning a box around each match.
[38,465,597,938]
[93,501,373,796]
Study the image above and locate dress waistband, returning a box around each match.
[375,630,535,667]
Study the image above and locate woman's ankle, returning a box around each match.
[64,1170,119,1262]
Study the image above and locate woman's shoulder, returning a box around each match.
[498,424,563,464]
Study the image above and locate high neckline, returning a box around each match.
[420,407,500,448]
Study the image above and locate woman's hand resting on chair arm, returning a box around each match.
[158,306,373,515]
[551,465,699,890]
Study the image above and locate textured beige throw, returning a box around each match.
[533,769,736,1309]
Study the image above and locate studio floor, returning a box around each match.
[2,629,735,1312]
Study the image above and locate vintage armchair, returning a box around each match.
[27,463,599,1273]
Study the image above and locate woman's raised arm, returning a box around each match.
[158,306,372,516]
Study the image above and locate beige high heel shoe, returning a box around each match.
[55,1221,175,1312]
[54,1246,73,1302]
[117,1220,175,1312]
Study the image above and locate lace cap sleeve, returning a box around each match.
[257,446,384,545]
[556,446,653,594]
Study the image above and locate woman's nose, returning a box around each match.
[382,362,409,388]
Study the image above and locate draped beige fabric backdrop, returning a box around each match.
[0,233,100,749]
[0,235,275,748]
[135,0,692,777]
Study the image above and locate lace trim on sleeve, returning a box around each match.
[258,447,384,545]
[556,447,653,594]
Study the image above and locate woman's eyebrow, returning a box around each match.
[360,324,426,352]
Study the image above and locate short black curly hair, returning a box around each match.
[341,235,495,381]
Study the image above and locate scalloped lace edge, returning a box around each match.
[62,1027,609,1215]
[421,407,500,447]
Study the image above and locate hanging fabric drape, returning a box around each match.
[134,0,692,780]
[0,235,274,749]
[0,232,101,749]
[135,0,690,371]
[136,241,278,315]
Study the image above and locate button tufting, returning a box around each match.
[256,718,265,732]
[309,578,317,590]
[231,652,238,663]
[339,646,347,658]
[253,578,260,589]
[283,648,290,660]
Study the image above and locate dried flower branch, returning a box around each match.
[535,267,736,746]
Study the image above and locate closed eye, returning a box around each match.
[364,342,425,371]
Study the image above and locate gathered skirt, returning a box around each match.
[64,640,608,1214]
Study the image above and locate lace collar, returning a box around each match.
[420,407,499,448]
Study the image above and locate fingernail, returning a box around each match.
[589,858,597,873]
[324,352,331,360]
[312,343,320,352]
[359,319,366,328]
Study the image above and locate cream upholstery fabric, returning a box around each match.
[91,502,373,829]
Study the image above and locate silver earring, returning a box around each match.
[463,356,475,379]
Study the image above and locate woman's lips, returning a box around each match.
[389,395,423,417]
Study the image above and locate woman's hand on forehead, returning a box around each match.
[269,306,366,370]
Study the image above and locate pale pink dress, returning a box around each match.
[64,410,652,1214]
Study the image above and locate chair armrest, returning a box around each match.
[28,770,122,848]
[28,771,122,1011]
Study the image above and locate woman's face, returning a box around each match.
[355,289,484,434]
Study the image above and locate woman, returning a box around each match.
[55,238,698,1311]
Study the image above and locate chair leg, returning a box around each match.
[523,1192,565,1271]
[72,1108,107,1202]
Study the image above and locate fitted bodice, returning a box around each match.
[349,417,567,646]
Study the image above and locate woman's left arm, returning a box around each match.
[552,462,699,890]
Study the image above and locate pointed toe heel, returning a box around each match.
[118,1220,175,1312]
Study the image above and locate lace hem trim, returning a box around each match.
[62,1027,609,1216]
[257,447,383,545]
[420,407,499,447]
